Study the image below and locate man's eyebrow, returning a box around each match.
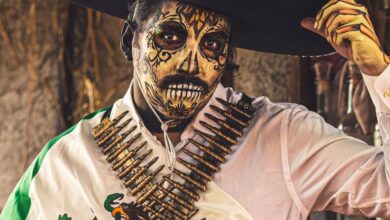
[156,21,187,35]
[204,23,230,36]
[206,22,230,32]
[203,31,229,40]
[156,11,187,29]
[160,13,181,22]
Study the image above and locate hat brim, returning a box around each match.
[70,0,334,56]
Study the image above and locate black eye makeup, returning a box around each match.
[200,31,228,59]
[153,21,187,50]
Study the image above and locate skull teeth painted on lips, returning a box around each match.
[164,83,204,101]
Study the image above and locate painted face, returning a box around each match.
[133,0,230,120]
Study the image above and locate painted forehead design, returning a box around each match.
[159,2,229,38]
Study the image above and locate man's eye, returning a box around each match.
[154,32,184,50]
[200,31,228,59]
[152,21,187,51]
[201,38,226,59]
[204,40,220,50]
[163,34,178,41]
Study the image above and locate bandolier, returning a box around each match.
[92,94,257,220]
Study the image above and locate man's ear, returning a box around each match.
[120,21,135,61]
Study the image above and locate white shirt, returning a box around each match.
[1,65,390,220]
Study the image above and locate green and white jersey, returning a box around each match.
[0,107,115,219]
[2,65,390,220]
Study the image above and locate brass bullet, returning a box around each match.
[118,149,152,179]
[112,111,130,126]
[194,129,232,154]
[137,215,147,220]
[96,127,116,147]
[92,118,113,139]
[102,125,136,155]
[177,158,212,181]
[154,201,166,215]
[93,111,129,139]
[97,119,131,147]
[157,185,194,210]
[149,195,186,220]
[125,157,159,187]
[156,185,194,210]
[173,169,206,191]
[210,105,248,127]
[112,141,147,171]
[145,198,166,216]
[130,165,164,195]
[145,199,156,210]
[162,176,200,201]
[205,113,243,137]
[136,215,147,220]
[200,121,237,145]
[142,204,167,219]
[118,160,140,180]
[102,118,131,139]
[137,184,158,204]
[183,149,219,172]
[189,139,225,163]
[216,98,253,119]
[107,133,141,162]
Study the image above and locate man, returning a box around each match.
[1,0,390,219]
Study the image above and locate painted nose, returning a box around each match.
[178,51,199,75]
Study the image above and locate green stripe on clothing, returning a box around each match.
[0,106,111,220]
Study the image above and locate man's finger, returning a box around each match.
[331,23,377,46]
[325,12,374,41]
[332,25,361,46]
[315,0,364,31]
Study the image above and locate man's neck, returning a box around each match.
[132,81,193,134]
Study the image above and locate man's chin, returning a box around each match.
[155,101,204,121]
[158,107,198,121]
[164,114,195,121]
[147,88,212,121]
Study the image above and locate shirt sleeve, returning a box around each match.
[361,64,390,113]
[282,65,390,218]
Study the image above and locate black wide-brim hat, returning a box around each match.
[70,0,334,56]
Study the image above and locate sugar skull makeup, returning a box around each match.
[132,0,230,120]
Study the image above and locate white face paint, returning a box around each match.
[133,0,230,119]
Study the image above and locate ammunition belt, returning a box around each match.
[92,94,257,219]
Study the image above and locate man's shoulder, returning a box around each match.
[253,96,304,113]
[224,86,306,116]
[30,105,112,183]
[59,106,112,143]
[34,105,112,165]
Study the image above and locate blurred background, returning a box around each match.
[0,0,389,219]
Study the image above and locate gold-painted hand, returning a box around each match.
[301,0,389,76]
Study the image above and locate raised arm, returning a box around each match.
[284,64,390,217]
[288,2,390,216]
